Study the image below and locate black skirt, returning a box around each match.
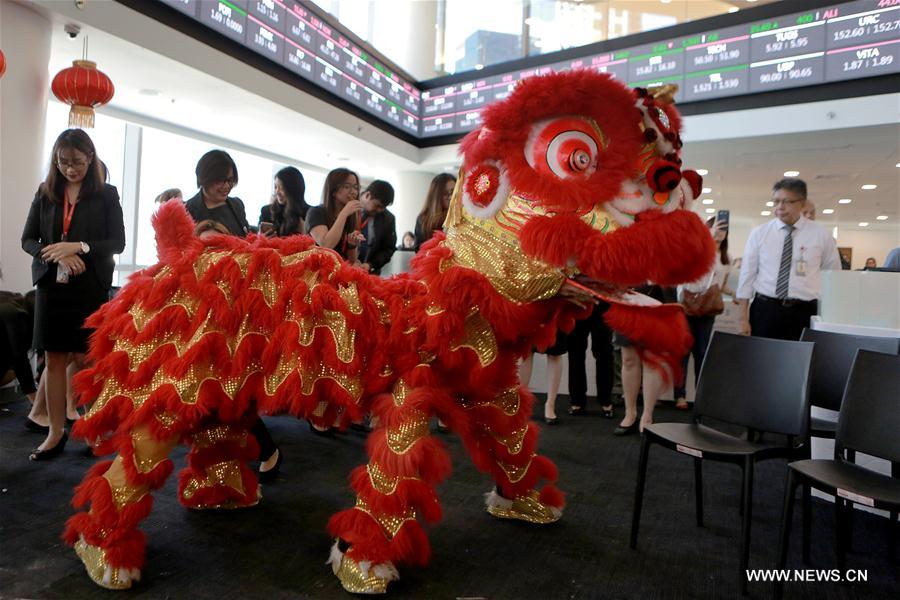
[534,330,567,356]
[33,268,109,353]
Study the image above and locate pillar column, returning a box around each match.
[0,1,52,292]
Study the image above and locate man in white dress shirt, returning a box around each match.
[736,178,841,340]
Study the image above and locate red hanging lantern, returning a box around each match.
[51,59,114,128]
[0,49,6,79]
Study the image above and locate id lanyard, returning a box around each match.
[61,190,77,242]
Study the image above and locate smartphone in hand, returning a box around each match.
[716,209,730,233]
[259,221,275,236]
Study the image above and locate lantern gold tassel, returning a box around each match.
[69,105,96,128]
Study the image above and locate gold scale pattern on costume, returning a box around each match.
[385,408,430,455]
[181,460,248,502]
[95,248,366,414]
[449,308,498,367]
[459,387,521,416]
[354,497,416,539]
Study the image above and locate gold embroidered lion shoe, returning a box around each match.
[328,540,399,594]
[74,536,141,590]
[484,489,562,524]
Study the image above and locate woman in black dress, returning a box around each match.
[306,168,364,261]
[258,166,308,237]
[414,173,456,252]
[21,129,125,460]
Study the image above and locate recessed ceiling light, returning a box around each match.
[896,162,900,168]
[702,198,714,205]
[474,64,484,70]
[784,170,800,177]
[704,208,715,214]
[728,7,739,12]
[660,0,672,4]
[765,201,774,207]
[746,0,758,3]
[858,222,869,227]
[861,184,877,190]
[838,198,852,204]
[822,208,834,214]
[696,169,709,176]
[876,215,888,220]
[702,187,712,194]
[761,210,772,216]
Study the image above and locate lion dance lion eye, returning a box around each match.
[525,117,603,180]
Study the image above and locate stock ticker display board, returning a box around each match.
[157,0,898,140]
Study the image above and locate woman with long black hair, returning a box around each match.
[259,166,308,237]
[306,167,363,260]
[21,129,125,461]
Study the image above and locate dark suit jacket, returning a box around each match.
[358,210,397,275]
[21,184,126,287]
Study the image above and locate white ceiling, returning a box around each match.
[682,124,900,231]
[37,0,900,234]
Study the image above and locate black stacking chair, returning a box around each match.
[797,329,899,560]
[799,328,899,447]
[629,332,814,595]
[775,350,900,600]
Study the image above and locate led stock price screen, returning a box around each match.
[157,0,897,140]
[160,0,421,136]
[419,0,899,138]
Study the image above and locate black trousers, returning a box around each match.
[749,294,818,341]
[566,303,614,408]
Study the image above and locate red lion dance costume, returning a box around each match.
[65,71,714,593]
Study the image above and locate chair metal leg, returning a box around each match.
[630,433,652,550]
[694,457,703,527]
[739,470,745,517]
[739,457,754,596]
[775,469,798,600]
[835,496,848,572]
[891,462,899,561]
[802,483,811,564]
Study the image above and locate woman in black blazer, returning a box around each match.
[21,129,125,461]
[259,166,308,237]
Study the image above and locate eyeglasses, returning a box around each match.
[218,177,237,187]
[339,183,361,192]
[771,198,804,206]
[57,158,90,170]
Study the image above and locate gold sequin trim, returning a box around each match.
[333,552,391,594]
[459,388,520,417]
[372,297,390,324]
[297,310,356,364]
[385,408,429,455]
[155,411,178,429]
[102,472,147,510]
[192,250,232,280]
[338,283,363,315]
[425,304,445,316]
[488,425,529,455]
[485,489,561,524]
[181,460,245,500]
[74,538,133,590]
[391,379,411,408]
[300,362,362,403]
[450,309,498,367]
[249,271,278,307]
[191,425,248,450]
[355,497,416,539]
[497,456,533,484]
[366,462,400,495]
[131,429,168,474]
[264,356,295,396]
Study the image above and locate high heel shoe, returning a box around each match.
[613,421,639,436]
[24,417,49,434]
[29,432,68,461]
[258,448,283,483]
